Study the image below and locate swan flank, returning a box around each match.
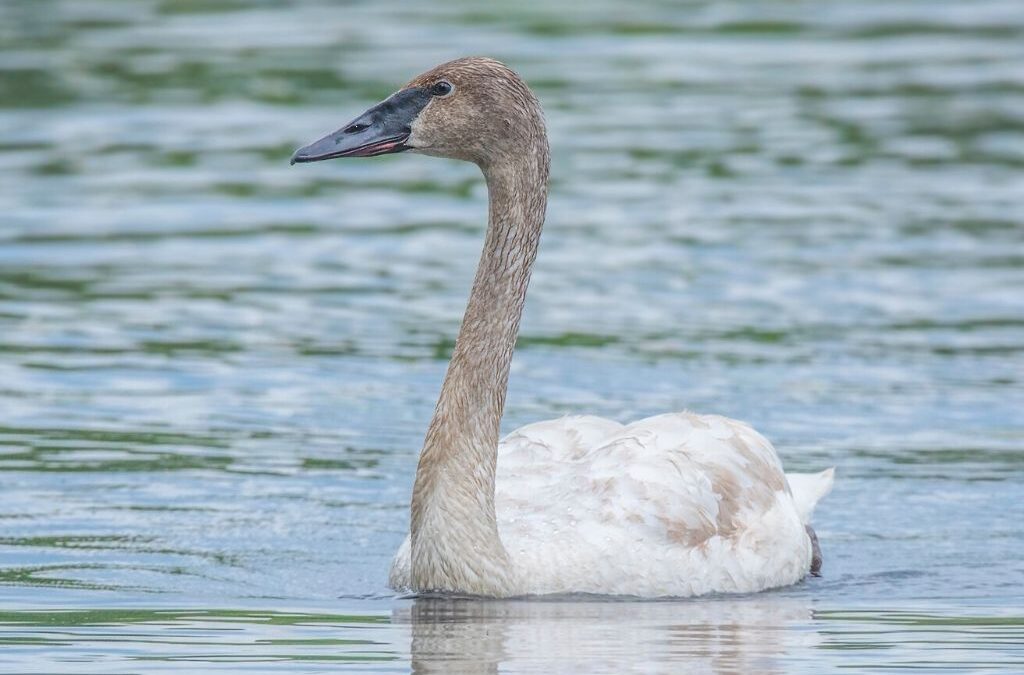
[292,57,834,598]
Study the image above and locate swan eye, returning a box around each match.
[431,81,453,97]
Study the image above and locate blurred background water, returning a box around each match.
[1,0,1023,672]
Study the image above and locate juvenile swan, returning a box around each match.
[292,57,834,598]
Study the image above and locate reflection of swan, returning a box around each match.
[292,57,834,597]
[395,595,816,674]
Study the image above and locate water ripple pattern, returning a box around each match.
[0,0,1022,672]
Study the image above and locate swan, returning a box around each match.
[291,57,834,598]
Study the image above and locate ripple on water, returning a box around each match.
[1,0,1023,672]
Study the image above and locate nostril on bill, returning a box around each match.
[344,122,369,134]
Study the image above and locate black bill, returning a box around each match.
[290,87,433,164]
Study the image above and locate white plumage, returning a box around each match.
[390,412,833,597]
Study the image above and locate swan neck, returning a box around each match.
[409,138,549,594]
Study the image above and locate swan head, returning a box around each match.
[290,57,545,169]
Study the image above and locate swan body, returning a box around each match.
[292,57,834,598]
[389,413,833,597]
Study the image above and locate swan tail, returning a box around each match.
[785,467,835,524]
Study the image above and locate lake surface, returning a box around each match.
[1,0,1023,672]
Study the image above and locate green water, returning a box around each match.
[1,0,1023,672]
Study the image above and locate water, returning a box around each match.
[1,0,1023,671]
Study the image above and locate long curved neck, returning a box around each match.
[409,141,549,595]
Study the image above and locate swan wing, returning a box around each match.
[494,412,815,596]
[498,414,625,466]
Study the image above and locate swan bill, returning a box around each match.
[290,87,433,164]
